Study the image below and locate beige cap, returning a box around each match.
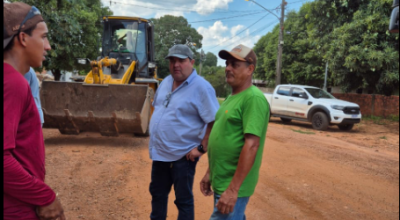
[218,44,257,67]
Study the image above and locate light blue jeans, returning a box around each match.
[209,194,250,220]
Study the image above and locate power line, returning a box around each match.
[232,3,281,37]
[225,21,278,48]
[287,0,310,4]
[209,18,270,23]
[189,11,266,24]
[148,11,272,27]
[211,20,278,54]
[209,3,281,52]
[211,12,272,49]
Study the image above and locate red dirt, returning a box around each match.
[43,120,399,220]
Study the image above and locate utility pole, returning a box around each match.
[199,49,205,76]
[276,0,285,86]
[323,61,329,91]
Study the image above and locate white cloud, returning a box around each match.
[230,25,245,37]
[101,0,235,18]
[154,11,185,19]
[198,21,261,65]
[101,0,194,18]
[197,21,229,47]
[198,21,260,49]
[194,0,234,15]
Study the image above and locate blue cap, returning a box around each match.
[165,44,194,60]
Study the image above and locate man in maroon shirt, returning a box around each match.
[3,2,66,220]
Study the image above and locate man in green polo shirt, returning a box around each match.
[200,44,270,220]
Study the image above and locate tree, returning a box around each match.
[151,15,203,78]
[202,52,218,67]
[253,29,278,86]
[283,8,326,87]
[11,0,113,80]
[254,4,326,87]
[201,66,231,98]
[305,0,366,58]
[326,0,399,94]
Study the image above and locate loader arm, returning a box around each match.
[84,57,137,85]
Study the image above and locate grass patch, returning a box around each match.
[363,116,387,125]
[388,115,400,122]
[363,115,399,124]
[380,136,388,140]
[292,129,315,135]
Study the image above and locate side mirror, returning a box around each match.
[389,0,399,33]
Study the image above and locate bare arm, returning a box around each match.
[216,134,260,214]
[201,121,214,151]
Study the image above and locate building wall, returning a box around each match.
[333,93,399,117]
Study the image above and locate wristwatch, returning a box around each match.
[197,144,206,154]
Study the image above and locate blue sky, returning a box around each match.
[101,0,311,65]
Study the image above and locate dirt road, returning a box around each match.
[43,120,399,220]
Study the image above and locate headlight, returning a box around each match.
[331,105,345,110]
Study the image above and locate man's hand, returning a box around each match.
[200,171,213,197]
[216,188,238,215]
[36,197,66,220]
[186,147,203,162]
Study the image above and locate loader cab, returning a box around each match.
[102,17,156,81]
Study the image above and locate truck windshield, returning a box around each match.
[305,88,336,99]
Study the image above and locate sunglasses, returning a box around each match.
[163,92,172,108]
[17,6,41,34]
[225,60,253,67]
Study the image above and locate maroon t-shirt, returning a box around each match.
[3,63,56,219]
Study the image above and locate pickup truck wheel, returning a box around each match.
[280,118,292,123]
[338,124,354,131]
[312,112,329,131]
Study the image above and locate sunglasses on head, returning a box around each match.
[17,6,41,34]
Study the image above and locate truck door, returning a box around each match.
[287,87,309,119]
[272,86,291,115]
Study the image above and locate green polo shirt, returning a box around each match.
[208,85,270,197]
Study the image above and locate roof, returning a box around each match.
[103,16,150,23]
[278,84,320,89]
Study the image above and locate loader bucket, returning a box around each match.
[40,81,153,137]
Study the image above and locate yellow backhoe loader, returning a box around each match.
[40,16,161,137]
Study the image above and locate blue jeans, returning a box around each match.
[209,194,250,220]
[149,157,198,220]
